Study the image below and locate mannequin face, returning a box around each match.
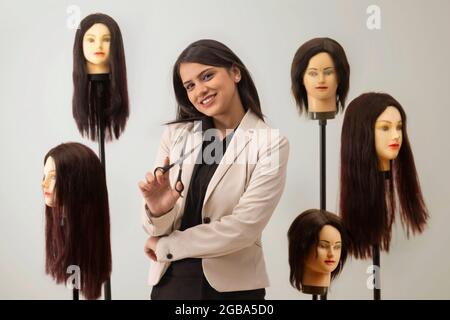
[304,225,342,275]
[42,157,56,207]
[375,106,403,171]
[303,52,338,112]
[83,23,111,74]
[179,62,242,120]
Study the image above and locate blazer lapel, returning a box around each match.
[202,110,259,206]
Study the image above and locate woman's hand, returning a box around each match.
[138,157,182,217]
[144,236,160,261]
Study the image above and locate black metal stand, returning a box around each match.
[372,170,391,300]
[73,288,79,300]
[89,73,111,300]
[309,111,335,301]
[372,244,380,300]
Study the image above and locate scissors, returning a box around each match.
[153,136,201,197]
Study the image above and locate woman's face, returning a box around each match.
[304,225,342,275]
[179,62,241,119]
[303,52,338,107]
[82,23,111,73]
[375,106,403,171]
[42,156,56,207]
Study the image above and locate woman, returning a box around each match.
[138,39,289,299]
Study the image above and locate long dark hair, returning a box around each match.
[340,92,429,259]
[170,39,264,124]
[44,142,111,300]
[288,209,349,291]
[73,13,129,141]
[291,37,350,115]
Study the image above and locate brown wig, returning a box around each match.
[170,39,264,124]
[291,37,350,115]
[73,13,129,141]
[43,142,111,299]
[288,209,349,291]
[340,92,429,259]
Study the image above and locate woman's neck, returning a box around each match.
[212,95,245,138]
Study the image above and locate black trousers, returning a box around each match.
[150,259,265,300]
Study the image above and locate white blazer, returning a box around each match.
[142,110,289,292]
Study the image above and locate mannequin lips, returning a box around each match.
[94,52,105,56]
[324,260,335,265]
[44,192,52,196]
[315,86,328,91]
[389,143,400,149]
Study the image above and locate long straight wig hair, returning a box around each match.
[170,39,264,124]
[291,37,350,115]
[73,13,129,141]
[340,92,429,259]
[43,142,111,300]
[288,209,349,291]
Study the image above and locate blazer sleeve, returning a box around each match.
[141,125,179,237]
[154,134,290,262]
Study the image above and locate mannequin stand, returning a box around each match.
[309,111,335,300]
[89,73,111,300]
[372,170,391,300]
[73,288,79,300]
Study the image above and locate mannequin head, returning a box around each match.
[291,37,349,115]
[42,156,56,207]
[43,142,111,299]
[340,92,429,259]
[288,209,348,291]
[170,39,263,123]
[73,13,129,141]
[82,22,111,74]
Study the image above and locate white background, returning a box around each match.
[1,0,449,299]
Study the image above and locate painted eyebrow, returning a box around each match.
[376,120,403,124]
[319,240,342,244]
[84,34,111,37]
[306,67,334,70]
[182,67,214,86]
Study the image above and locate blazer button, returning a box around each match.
[203,217,211,224]
[166,253,173,259]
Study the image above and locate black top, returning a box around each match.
[168,118,234,275]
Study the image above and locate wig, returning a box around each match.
[340,92,429,259]
[291,37,350,115]
[288,209,349,291]
[170,39,264,124]
[73,13,129,141]
[43,142,111,300]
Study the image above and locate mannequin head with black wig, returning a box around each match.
[42,142,111,299]
[291,37,350,116]
[340,92,429,259]
[288,209,349,293]
[73,13,129,141]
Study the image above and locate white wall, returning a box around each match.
[0,0,449,299]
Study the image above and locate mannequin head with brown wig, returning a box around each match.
[73,13,129,141]
[340,92,429,259]
[291,37,350,115]
[42,142,111,299]
[288,209,349,294]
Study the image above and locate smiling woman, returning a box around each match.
[139,39,289,300]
